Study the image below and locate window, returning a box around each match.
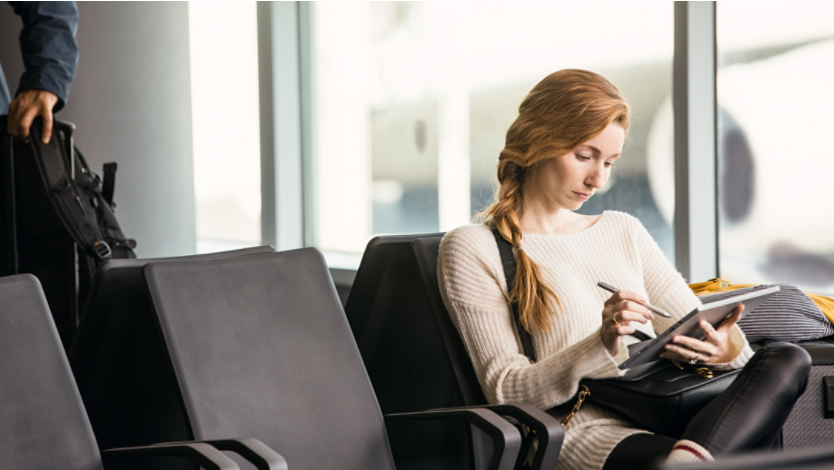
[716,2,834,294]
[311,2,676,267]
[189,1,262,253]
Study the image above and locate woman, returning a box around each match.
[437,69,810,469]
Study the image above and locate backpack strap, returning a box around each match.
[492,228,538,363]
[28,118,111,260]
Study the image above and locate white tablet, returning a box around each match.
[619,285,781,370]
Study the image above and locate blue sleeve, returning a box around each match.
[9,1,79,112]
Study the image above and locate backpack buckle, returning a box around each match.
[92,240,112,260]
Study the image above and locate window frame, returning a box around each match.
[262,1,722,281]
[673,1,719,282]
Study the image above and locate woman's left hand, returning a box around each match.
[659,305,744,365]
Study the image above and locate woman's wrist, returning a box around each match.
[600,327,619,357]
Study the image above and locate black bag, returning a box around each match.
[1,116,136,348]
[491,228,738,437]
[24,117,136,261]
[579,351,740,437]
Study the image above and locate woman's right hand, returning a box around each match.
[600,290,654,357]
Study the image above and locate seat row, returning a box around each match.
[1,240,832,470]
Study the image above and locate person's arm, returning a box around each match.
[438,227,623,410]
[629,216,754,369]
[7,1,79,143]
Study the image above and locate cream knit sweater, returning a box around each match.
[437,211,754,470]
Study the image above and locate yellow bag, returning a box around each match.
[688,278,834,325]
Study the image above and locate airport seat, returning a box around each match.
[0,273,283,470]
[659,444,834,469]
[69,246,277,457]
[344,233,466,469]
[410,237,486,406]
[346,234,562,470]
[411,236,563,470]
[137,248,522,470]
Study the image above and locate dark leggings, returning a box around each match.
[602,342,811,470]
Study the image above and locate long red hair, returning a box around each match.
[481,69,630,332]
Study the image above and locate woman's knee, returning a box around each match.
[758,342,811,394]
[761,342,811,371]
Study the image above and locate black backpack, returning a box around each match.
[25,117,136,260]
[1,116,135,348]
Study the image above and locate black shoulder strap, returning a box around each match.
[492,228,537,363]
[28,118,109,258]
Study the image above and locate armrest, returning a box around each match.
[386,407,522,470]
[102,442,239,470]
[480,403,563,470]
[195,438,288,470]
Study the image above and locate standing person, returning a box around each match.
[437,69,810,469]
[2,1,79,144]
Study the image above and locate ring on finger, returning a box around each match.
[689,352,700,365]
[613,312,621,326]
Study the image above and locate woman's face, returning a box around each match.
[530,122,625,211]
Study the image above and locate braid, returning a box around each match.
[492,160,524,245]
[482,160,559,333]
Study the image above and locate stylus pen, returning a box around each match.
[597,282,671,318]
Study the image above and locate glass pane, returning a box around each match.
[717,2,834,294]
[189,1,261,253]
[313,2,675,263]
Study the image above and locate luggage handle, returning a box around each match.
[2,121,19,274]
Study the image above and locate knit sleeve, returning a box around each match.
[627,215,753,368]
[438,226,622,410]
